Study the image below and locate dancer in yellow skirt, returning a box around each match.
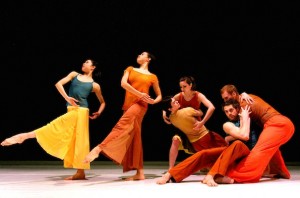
[1,59,106,180]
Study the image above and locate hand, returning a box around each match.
[89,112,100,119]
[196,109,203,118]
[240,92,254,104]
[239,105,251,118]
[193,120,204,131]
[162,110,171,124]
[225,136,235,145]
[140,92,155,104]
[67,97,79,107]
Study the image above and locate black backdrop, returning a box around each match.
[1,1,299,163]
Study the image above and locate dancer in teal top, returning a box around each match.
[1,59,106,180]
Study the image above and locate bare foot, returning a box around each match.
[64,170,86,180]
[156,172,171,184]
[1,133,27,146]
[215,176,234,184]
[124,174,145,181]
[202,174,218,187]
[83,146,101,163]
[64,174,86,180]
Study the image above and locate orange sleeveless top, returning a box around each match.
[122,66,158,111]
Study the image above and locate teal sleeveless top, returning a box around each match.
[67,74,93,108]
[233,120,258,149]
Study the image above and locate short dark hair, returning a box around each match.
[179,76,197,90]
[221,98,240,112]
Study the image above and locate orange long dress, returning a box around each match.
[96,66,158,172]
[226,94,295,183]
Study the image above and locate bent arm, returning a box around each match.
[121,69,144,98]
[223,106,251,141]
[151,80,162,104]
[198,92,215,125]
[55,71,78,105]
[93,83,106,116]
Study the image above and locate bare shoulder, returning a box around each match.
[223,122,236,134]
[92,82,101,90]
[69,71,79,78]
[197,92,207,98]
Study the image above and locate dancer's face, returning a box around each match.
[223,104,239,121]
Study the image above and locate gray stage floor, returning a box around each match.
[0,161,299,198]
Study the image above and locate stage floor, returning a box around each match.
[0,161,299,198]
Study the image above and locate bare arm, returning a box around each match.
[225,135,236,145]
[121,69,153,103]
[89,82,106,119]
[55,71,79,106]
[151,80,162,104]
[162,110,172,124]
[121,70,143,97]
[193,92,215,130]
[120,69,162,104]
[223,105,251,141]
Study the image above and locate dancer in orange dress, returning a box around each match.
[1,59,106,180]
[84,51,162,181]
[210,84,295,184]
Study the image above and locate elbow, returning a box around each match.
[211,106,216,111]
[156,95,162,103]
[55,82,60,88]
[208,105,215,112]
[120,81,126,89]
[240,134,249,141]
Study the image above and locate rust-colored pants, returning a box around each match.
[98,103,146,172]
[227,115,294,183]
[207,140,250,177]
[169,146,227,182]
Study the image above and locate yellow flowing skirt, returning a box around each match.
[35,106,90,169]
